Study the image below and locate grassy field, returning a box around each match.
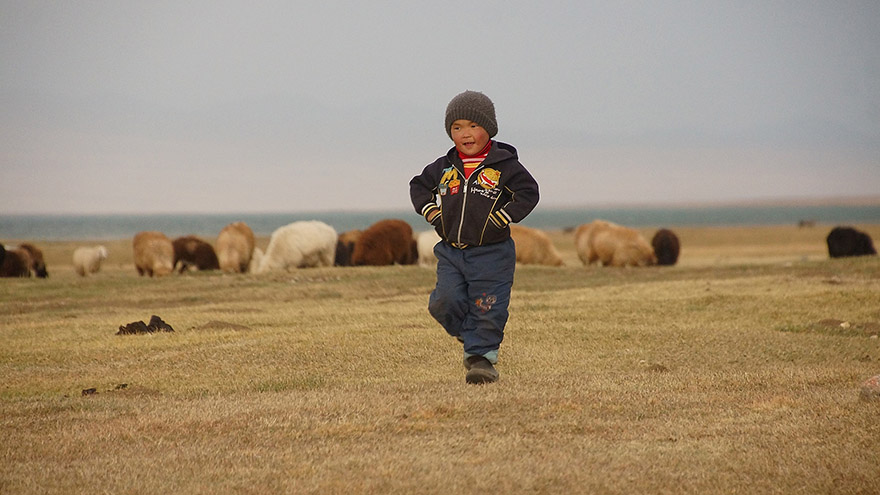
[2,224,880,494]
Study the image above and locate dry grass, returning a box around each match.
[2,224,880,494]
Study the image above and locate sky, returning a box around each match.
[2,0,879,215]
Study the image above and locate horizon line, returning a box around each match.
[3,194,880,217]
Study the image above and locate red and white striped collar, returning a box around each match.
[458,140,492,164]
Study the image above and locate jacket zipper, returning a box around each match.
[456,172,468,245]
[457,161,490,246]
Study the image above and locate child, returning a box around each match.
[409,90,539,384]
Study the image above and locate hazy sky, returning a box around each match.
[2,1,879,215]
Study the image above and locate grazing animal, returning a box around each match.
[216,222,255,273]
[509,225,564,266]
[798,219,816,228]
[416,230,441,268]
[73,245,109,277]
[651,228,681,266]
[132,231,174,277]
[334,229,363,266]
[351,219,417,266]
[172,235,220,273]
[826,226,877,258]
[18,243,48,278]
[0,246,33,277]
[254,221,337,273]
[575,220,657,267]
[0,244,5,266]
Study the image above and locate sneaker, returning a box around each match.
[464,355,499,384]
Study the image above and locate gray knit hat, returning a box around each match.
[445,90,498,139]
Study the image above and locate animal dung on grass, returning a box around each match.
[117,315,175,335]
[78,384,130,398]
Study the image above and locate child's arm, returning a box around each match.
[489,164,539,229]
[409,164,442,225]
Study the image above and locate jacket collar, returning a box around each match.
[446,141,518,167]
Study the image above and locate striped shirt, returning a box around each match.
[459,141,492,179]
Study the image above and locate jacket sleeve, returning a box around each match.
[409,160,442,224]
[488,161,539,229]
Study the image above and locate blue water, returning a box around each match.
[2,204,879,240]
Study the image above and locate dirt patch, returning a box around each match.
[639,360,670,373]
[212,307,264,314]
[806,320,880,337]
[860,375,880,402]
[75,383,162,398]
[861,322,880,334]
[190,320,253,332]
[111,384,162,397]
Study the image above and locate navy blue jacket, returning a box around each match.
[410,141,539,247]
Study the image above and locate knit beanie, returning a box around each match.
[445,90,498,139]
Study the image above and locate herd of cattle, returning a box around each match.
[0,221,876,278]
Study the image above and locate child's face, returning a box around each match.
[450,119,490,156]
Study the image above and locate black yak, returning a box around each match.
[826,226,876,258]
[651,228,681,266]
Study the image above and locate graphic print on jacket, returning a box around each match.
[472,168,501,200]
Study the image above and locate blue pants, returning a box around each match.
[429,238,516,362]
